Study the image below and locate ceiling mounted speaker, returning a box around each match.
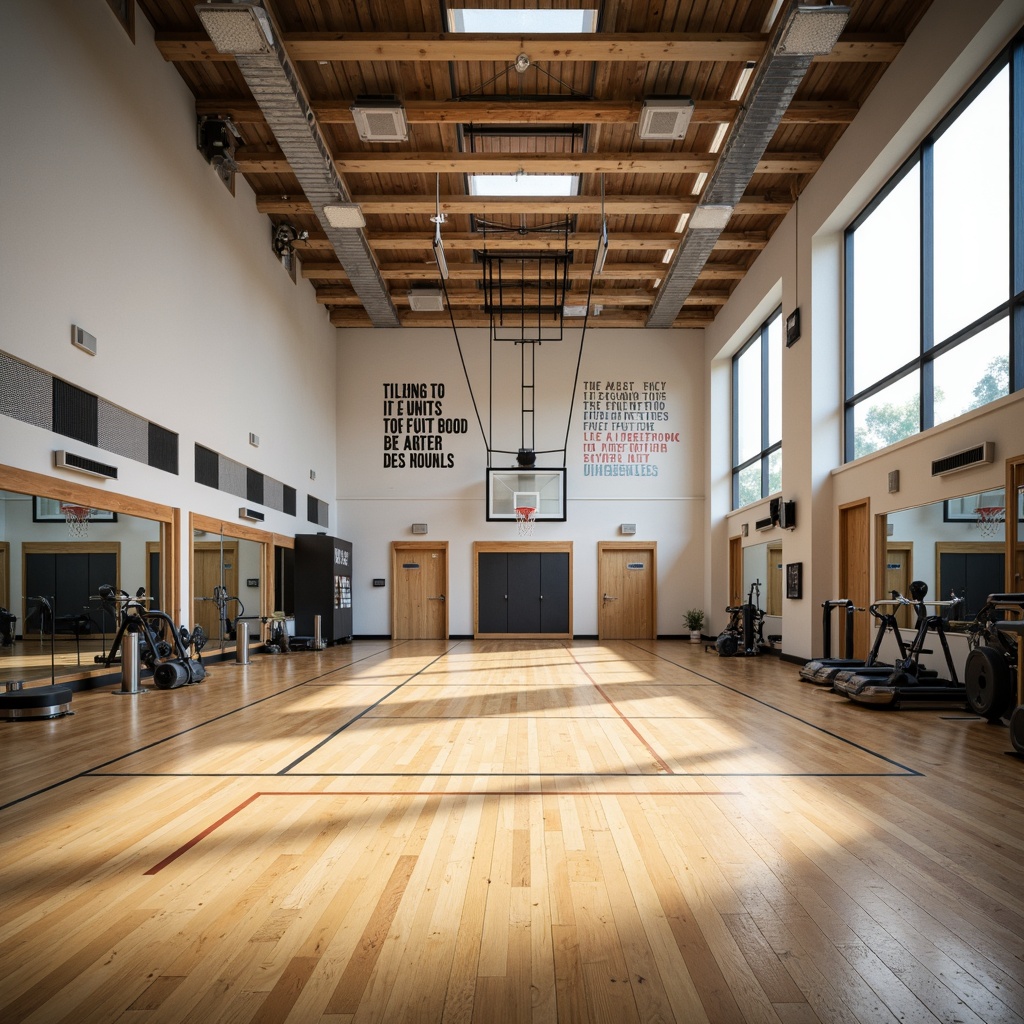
[350,100,408,142]
[408,288,444,312]
[638,98,694,140]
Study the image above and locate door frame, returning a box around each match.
[840,498,871,660]
[472,540,573,639]
[597,540,657,641]
[728,535,743,608]
[883,540,914,627]
[391,540,449,640]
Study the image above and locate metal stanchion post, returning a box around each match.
[235,621,251,664]
[313,614,323,650]
[114,630,147,694]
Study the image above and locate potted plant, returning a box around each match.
[685,608,705,644]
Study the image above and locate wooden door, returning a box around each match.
[839,500,871,659]
[392,542,447,640]
[884,542,913,627]
[729,535,743,607]
[598,543,656,640]
[766,543,783,616]
[193,543,238,641]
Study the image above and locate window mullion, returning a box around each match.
[921,143,934,431]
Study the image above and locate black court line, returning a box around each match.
[0,640,420,812]
[629,642,923,777]
[276,641,464,774]
[87,769,917,779]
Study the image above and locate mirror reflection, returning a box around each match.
[741,540,782,638]
[191,529,263,653]
[0,489,161,684]
[886,487,1020,619]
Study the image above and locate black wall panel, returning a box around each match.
[52,379,98,446]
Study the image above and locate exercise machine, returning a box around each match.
[0,607,16,646]
[800,587,924,685]
[98,586,207,689]
[831,585,966,707]
[963,593,1023,722]
[714,579,766,657]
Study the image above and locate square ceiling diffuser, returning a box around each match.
[638,98,695,140]
[350,100,409,142]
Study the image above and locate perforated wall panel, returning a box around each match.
[52,379,98,446]
[264,477,283,512]
[98,400,148,463]
[0,352,52,429]
[247,468,264,505]
[148,423,179,474]
[219,456,247,499]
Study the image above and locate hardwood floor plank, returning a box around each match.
[2,640,1023,1023]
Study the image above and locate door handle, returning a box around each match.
[428,594,445,601]
[603,593,618,601]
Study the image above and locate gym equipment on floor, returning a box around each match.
[963,593,1023,722]
[0,607,16,646]
[98,586,207,689]
[800,589,921,685]
[714,579,766,657]
[831,585,966,707]
[0,683,73,721]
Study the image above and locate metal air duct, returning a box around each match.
[196,1,399,326]
[647,1,850,328]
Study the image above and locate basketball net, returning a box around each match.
[514,506,537,538]
[62,503,93,540]
[975,506,1005,539]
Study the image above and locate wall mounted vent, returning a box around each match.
[71,325,97,356]
[637,98,694,140]
[931,441,994,476]
[54,449,118,479]
[239,507,266,522]
[350,99,408,142]
[755,516,774,532]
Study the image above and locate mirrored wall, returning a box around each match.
[0,464,176,686]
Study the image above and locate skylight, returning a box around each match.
[469,174,578,196]
[448,8,598,33]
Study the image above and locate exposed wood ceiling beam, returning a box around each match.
[291,231,767,252]
[158,32,901,64]
[301,262,746,281]
[234,147,821,176]
[327,308,716,328]
[315,287,729,307]
[197,97,859,126]
[257,194,792,217]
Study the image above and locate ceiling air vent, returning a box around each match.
[54,449,118,479]
[408,288,444,312]
[350,99,408,142]
[637,98,695,140]
[931,441,994,476]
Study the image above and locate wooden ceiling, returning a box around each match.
[138,0,935,329]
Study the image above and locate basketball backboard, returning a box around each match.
[487,467,566,521]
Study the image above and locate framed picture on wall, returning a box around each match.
[32,497,117,523]
[785,562,803,600]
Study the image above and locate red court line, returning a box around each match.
[141,787,736,874]
[563,646,675,774]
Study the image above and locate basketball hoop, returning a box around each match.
[975,506,1005,539]
[514,505,537,538]
[62,504,93,540]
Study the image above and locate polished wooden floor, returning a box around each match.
[1,639,1022,1024]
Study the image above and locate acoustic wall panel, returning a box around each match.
[52,379,98,446]
[0,352,52,428]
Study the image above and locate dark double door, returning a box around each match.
[477,551,569,635]
[24,550,117,634]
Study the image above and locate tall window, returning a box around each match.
[844,33,1023,462]
[733,308,782,508]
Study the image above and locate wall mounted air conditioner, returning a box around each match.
[54,450,118,479]
[931,441,994,476]
[239,507,266,522]
[638,98,695,140]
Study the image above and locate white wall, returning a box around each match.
[0,2,339,618]
[336,327,706,635]
[703,0,1024,660]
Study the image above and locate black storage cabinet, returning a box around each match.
[477,550,570,635]
[294,534,353,643]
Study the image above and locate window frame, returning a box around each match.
[843,32,1024,462]
[732,306,783,510]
